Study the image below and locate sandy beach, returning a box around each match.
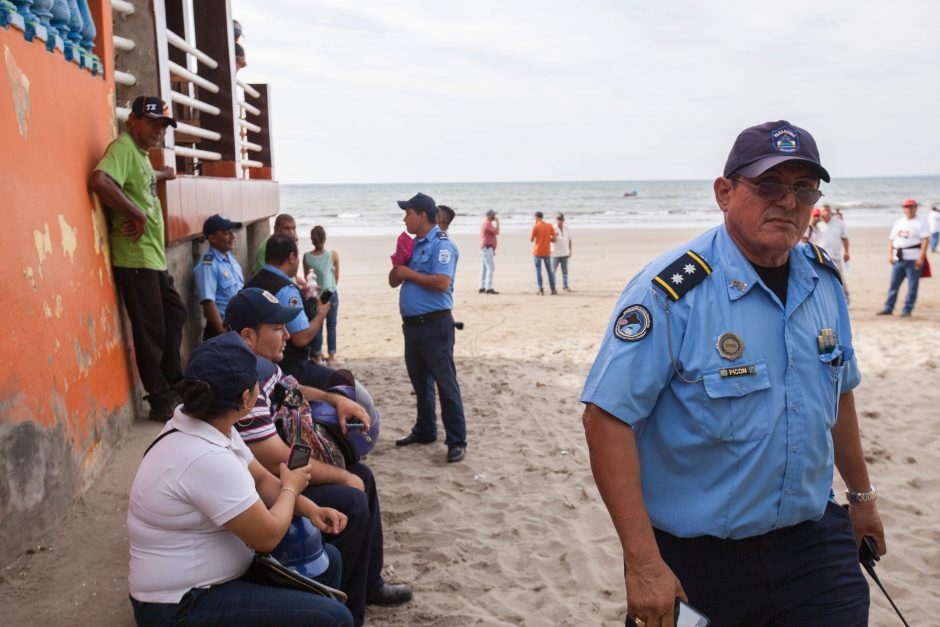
[2,224,938,626]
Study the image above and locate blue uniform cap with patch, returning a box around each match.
[397,192,439,220]
[184,332,259,409]
[203,214,243,236]
[223,287,301,332]
[723,120,830,183]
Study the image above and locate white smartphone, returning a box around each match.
[676,600,709,627]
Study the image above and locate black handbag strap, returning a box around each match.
[143,428,180,457]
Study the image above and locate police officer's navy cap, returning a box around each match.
[130,95,178,128]
[224,287,301,332]
[184,332,258,406]
[203,214,243,236]
[724,120,830,183]
[397,192,439,220]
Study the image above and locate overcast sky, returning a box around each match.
[231,1,940,185]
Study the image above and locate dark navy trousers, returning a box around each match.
[303,462,383,627]
[402,314,467,448]
[650,501,869,626]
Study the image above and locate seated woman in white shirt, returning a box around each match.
[127,332,354,627]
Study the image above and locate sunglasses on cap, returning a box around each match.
[735,178,824,207]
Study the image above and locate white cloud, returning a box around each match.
[233,0,940,183]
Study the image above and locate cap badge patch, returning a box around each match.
[716,332,744,360]
[772,126,799,153]
[261,290,279,304]
[613,304,652,342]
[438,249,452,264]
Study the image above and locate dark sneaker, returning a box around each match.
[485,289,499,294]
[367,582,413,605]
[478,288,485,293]
[395,433,437,446]
[875,310,892,316]
[550,289,558,295]
[447,446,466,463]
[900,311,911,317]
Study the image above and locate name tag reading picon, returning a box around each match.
[719,365,757,378]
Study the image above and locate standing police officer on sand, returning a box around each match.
[193,214,244,340]
[581,121,886,626]
[389,193,468,464]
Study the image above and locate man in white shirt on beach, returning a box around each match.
[877,198,929,317]
[808,204,850,304]
[928,205,940,253]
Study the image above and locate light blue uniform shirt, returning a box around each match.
[581,224,860,540]
[193,246,244,318]
[399,226,459,317]
[263,265,309,334]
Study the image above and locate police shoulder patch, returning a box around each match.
[438,248,452,264]
[803,243,843,285]
[288,296,301,307]
[201,253,214,265]
[651,250,712,301]
[613,304,652,342]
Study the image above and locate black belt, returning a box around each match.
[402,309,451,326]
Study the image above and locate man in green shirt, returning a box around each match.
[251,213,297,275]
[90,96,186,422]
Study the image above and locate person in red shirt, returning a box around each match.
[530,211,557,295]
[479,210,500,294]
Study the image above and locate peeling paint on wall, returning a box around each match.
[33,224,52,279]
[23,266,36,289]
[4,45,31,138]
[58,215,78,263]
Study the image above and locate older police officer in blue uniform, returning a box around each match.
[389,193,467,464]
[582,121,886,627]
[194,214,245,340]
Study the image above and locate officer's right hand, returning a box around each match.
[314,299,331,319]
[625,556,687,627]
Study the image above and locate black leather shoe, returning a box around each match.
[485,289,499,294]
[478,288,485,293]
[367,582,413,605]
[395,433,437,446]
[447,446,466,463]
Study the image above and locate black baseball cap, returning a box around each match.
[398,192,439,220]
[184,332,258,409]
[203,214,243,236]
[224,288,301,332]
[724,120,829,183]
[130,96,178,128]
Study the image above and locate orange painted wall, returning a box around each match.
[0,9,136,564]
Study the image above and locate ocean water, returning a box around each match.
[279,177,940,236]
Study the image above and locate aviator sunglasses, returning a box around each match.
[735,178,824,206]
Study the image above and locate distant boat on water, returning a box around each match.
[623,190,638,197]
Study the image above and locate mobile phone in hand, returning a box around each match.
[319,289,333,305]
[676,599,709,627]
[287,443,311,469]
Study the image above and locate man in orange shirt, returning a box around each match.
[530,211,557,295]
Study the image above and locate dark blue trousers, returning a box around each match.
[651,501,868,627]
[403,314,467,448]
[304,462,383,627]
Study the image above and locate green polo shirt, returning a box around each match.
[95,133,167,270]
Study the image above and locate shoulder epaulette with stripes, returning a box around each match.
[803,243,843,284]
[651,250,712,301]
[200,253,214,265]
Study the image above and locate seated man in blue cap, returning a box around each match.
[194,214,245,340]
[224,288,413,626]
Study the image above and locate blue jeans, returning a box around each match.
[533,255,555,291]
[931,231,938,252]
[552,256,569,289]
[403,314,467,447]
[648,501,868,626]
[480,246,495,290]
[130,559,353,627]
[313,292,339,356]
[883,259,921,313]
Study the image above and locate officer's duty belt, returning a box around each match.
[402,309,451,326]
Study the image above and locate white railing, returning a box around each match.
[241,159,263,169]
[165,30,218,69]
[237,79,260,99]
[238,118,261,133]
[238,99,260,116]
[239,140,262,152]
[174,146,222,161]
[111,0,135,16]
[176,122,222,141]
[113,35,136,52]
[116,107,130,121]
[168,61,220,94]
[114,70,137,86]
[170,91,221,116]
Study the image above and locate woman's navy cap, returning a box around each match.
[397,192,439,220]
[224,288,301,332]
[184,332,258,406]
[723,120,830,183]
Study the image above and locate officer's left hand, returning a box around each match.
[848,501,886,556]
[334,396,370,434]
[389,265,412,283]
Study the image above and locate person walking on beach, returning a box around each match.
[530,211,557,295]
[551,212,573,291]
[89,96,186,422]
[304,226,340,364]
[809,204,851,305]
[252,213,297,274]
[479,210,499,294]
[582,120,884,626]
[877,198,929,317]
[928,205,940,253]
[389,193,467,464]
[194,214,245,340]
